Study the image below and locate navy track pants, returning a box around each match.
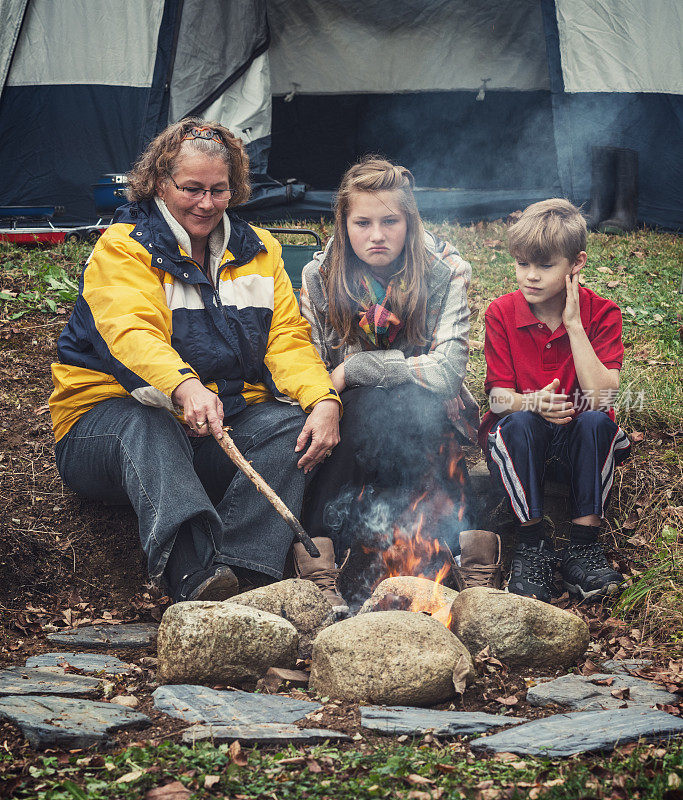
[487,410,631,523]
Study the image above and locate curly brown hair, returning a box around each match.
[326,156,427,348]
[126,117,250,207]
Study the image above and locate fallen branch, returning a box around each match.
[215,427,320,558]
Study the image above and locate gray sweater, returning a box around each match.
[300,231,480,440]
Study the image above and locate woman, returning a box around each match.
[50,118,341,603]
[299,157,479,596]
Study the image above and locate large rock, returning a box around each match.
[470,708,683,757]
[26,653,133,675]
[527,673,679,711]
[310,610,475,706]
[152,685,320,724]
[226,579,331,657]
[0,695,150,749]
[157,602,298,685]
[0,668,101,698]
[448,588,589,669]
[47,623,157,649]
[358,577,458,615]
[182,724,348,745]
[360,705,526,736]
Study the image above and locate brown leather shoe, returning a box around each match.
[293,537,349,614]
[452,530,503,590]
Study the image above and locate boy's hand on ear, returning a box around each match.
[562,273,582,331]
[529,378,575,425]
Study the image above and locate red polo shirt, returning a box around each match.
[478,286,624,450]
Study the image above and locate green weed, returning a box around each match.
[3,738,682,799]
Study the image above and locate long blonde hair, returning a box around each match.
[326,156,427,347]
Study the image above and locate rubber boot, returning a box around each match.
[451,530,503,590]
[584,146,616,231]
[599,148,638,233]
[293,537,349,615]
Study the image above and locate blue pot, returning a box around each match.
[92,174,128,213]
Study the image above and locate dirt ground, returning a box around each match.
[0,313,681,756]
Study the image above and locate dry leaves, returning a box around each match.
[452,653,471,694]
[228,740,248,766]
[145,781,192,800]
[116,769,145,784]
[406,773,436,786]
[495,695,519,706]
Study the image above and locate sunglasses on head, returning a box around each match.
[181,126,224,146]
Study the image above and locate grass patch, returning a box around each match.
[2,738,682,799]
[0,240,89,318]
[616,524,683,636]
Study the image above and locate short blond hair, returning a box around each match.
[508,198,586,263]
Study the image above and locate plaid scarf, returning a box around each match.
[357,273,404,348]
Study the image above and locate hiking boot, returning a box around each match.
[452,530,503,590]
[182,565,239,602]
[507,540,557,603]
[293,537,349,615]
[560,541,623,600]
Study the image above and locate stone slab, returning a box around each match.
[47,623,158,649]
[25,653,133,675]
[602,659,654,674]
[181,723,349,745]
[527,673,677,711]
[360,705,527,736]
[0,695,151,749]
[0,668,101,697]
[470,707,683,757]
[153,685,321,725]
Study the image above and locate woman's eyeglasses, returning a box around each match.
[168,175,232,201]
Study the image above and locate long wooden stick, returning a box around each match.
[215,427,321,558]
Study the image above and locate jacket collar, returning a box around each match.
[114,200,266,282]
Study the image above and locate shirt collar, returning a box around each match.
[512,287,591,332]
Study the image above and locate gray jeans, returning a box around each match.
[55,398,308,582]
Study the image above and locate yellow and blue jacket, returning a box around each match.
[50,200,340,442]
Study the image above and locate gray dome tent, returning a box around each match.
[0,0,680,227]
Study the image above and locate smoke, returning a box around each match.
[322,384,473,606]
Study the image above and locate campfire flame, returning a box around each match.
[365,435,466,629]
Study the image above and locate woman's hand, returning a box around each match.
[295,399,341,474]
[330,363,346,394]
[562,273,582,331]
[444,395,465,423]
[172,377,224,438]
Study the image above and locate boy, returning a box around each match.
[479,199,631,602]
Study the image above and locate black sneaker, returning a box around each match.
[507,540,557,603]
[560,541,623,601]
[176,565,239,602]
